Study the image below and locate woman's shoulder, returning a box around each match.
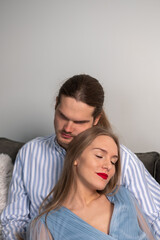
[116,185,130,195]
[110,186,133,205]
[36,207,78,239]
[40,207,68,225]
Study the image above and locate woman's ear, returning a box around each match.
[74,160,78,166]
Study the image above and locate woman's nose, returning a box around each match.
[103,161,112,171]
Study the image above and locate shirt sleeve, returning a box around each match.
[1,148,30,240]
[120,144,160,239]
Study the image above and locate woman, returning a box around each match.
[28,127,155,240]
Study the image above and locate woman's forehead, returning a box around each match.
[85,135,118,153]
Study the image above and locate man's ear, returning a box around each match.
[93,113,101,126]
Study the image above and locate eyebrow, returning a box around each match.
[58,110,91,124]
[93,147,119,159]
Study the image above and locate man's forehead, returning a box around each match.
[58,96,95,116]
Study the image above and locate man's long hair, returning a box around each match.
[56,74,111,129]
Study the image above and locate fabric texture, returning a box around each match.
[0,138,24,164]
[1,135,160,240]
[0,154,13,240]
[135,152,159,178]
[28,187,155,240]
[155,159,160,183]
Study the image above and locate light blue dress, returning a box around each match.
[28,187,154,240]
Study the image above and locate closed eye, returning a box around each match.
[95,155,103,159]
[74,120,90,124]
[111,157,118,165]
[58,110,90,124]
[111,161,116,165]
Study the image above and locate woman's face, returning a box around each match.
[74,135,119,192]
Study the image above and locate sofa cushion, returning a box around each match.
[135,152,159,179]
[155,158,160,184]
[0,154,13,239]
[0,138,24,164]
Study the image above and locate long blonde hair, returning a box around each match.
[37,127,121,222]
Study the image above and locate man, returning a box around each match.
[1,74,160,239]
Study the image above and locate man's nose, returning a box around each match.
[64,121,73,132]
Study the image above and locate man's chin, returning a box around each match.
[57,137,73,149]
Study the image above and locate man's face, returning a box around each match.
[54,95,100,149]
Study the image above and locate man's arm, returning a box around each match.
[1,149,31,240]
[120,144,160,239]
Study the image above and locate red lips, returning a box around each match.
[97,173,108,180]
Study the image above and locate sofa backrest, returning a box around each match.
[0,137,160,184]
[0,138,24,164]
[135,151,160,181]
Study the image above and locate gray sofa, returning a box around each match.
[0,137,160,183]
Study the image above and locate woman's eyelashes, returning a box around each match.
[95,154,103,159]
[111,161,116,165]
[95,154,117,165]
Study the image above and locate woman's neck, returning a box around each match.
[62,183,101,210]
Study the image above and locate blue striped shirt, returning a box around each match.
[1,134,160,239]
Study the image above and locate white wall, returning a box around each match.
[0,0,160,152]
